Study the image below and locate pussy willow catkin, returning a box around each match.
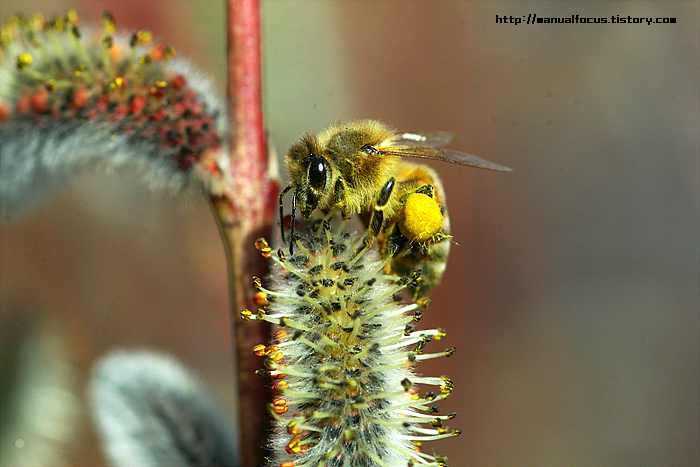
[244,220,460,467]
[0,11,225,219]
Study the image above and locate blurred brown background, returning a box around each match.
[1,1,698,466]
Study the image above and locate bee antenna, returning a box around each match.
[278,184,292,244]
[289,189,298,255]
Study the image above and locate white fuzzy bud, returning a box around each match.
[89,350,238,467]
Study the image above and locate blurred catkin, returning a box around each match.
[0,11,227,220]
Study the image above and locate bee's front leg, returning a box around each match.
[332,177,349,220]
[368,177,396,238]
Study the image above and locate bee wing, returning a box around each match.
[378,146,513,172]
[394,131,454,147]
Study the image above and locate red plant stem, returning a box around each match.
[210,1,278,466]
[229,0,267,208]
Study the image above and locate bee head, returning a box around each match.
[286,134,331,220]
[299,153,330,219]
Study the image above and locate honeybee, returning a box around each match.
[279,119,511,296]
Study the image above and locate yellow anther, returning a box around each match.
[253,291,268,306]
[53,16,66,31]
[344,378,358,393]
[16,53,33,69]
[109,44,123,62]
[136,29,152,45]
[255,238,272,258]
[102,11,115,34]
[286,421,299,434]
[285,437,301,454]
[30,13,45,29]
[110,76,125,89]
[274,329,288,340]
[0,26,15,48]
[66,10,78,24]
[272,380,288,396]
[273,398,288,414]
[440,384,452,398]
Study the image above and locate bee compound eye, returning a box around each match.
[308,155,329,190]
[361,144,379,155]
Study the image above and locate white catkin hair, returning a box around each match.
[245,219,459,467]
[0,12,227,221]
[89,350,238,467]
[1,321,80,467]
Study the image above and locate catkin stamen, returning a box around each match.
[248,218,457,467]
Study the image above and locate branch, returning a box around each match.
[210,1,277,466]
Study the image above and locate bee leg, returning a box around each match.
[398,183,435,203]
[369,177,396,238]
[383,223,409,257]
[289,189,298,255]
[413,183,435,198]
[279,184,293,243]
[332,176,348,215]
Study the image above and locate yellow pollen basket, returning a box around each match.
[399,193,443,243]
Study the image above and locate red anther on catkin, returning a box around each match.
[248,218,458,467]
[0,10,226,220]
